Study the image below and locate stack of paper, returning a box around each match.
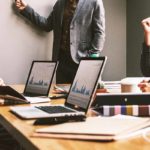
[103,81,121,93]
[33,116,150,141]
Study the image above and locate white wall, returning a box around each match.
[0,0,56,84]
[0,0,126,84]
[101,0,126,81]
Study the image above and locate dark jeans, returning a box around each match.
[56,50,78,84]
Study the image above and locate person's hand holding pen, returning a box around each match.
[15,0,27,11]
[138,80,150,92]
[141,17,150,46]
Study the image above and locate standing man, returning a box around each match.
[15,0,105,83]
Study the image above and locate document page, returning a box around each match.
[25,96,50,104]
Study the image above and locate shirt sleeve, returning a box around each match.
[90,0,105,53]
[20,5,53,32]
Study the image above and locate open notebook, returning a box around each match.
[0,61,58,105]
[10,57,107,119]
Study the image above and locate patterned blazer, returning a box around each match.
[21,0,105,63]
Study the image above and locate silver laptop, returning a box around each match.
[22,60,58,103]
[24,60,58,97]
[0,61,58,104]
[10,57,107,119]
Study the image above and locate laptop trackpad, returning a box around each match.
[11,106,50,119]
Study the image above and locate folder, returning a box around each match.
[33,116,150,141]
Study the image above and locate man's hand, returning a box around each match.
[141,17,150,46]
[138,80,150,92]
[15,0,27,11]
[142,18,150,33]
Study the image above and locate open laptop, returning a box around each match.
[0,61,58,104]
[10,57,107,119]
[22,60,58,103]
[23,61,57,96]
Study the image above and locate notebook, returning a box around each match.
[10,57,107,119]
[33,115,150,141]
[0,61,58,105]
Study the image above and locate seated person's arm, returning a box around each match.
[141,17,150,46]
[137,18,150,92]
[141,18,150,76]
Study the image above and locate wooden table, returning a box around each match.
[0,85,150,150]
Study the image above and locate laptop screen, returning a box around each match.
[66,57,107,111]
[24,61,57,96]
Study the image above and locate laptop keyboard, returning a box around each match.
[36,106,75,114]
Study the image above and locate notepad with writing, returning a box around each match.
[33,116,150,141]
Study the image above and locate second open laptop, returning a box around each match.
[10,57,107,119]
[24,61,57,96]
[22,60,58,103]
[0,61,58,105]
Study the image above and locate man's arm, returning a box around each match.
[141,17,150,46]
[141,17,150,76]
[15,0,53,32]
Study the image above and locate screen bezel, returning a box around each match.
[23,60,58,97]
[65,56,107,113]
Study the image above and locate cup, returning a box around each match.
[121,78,144,93]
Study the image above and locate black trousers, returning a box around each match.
[56,50,78,84]
[0,124,23,150]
